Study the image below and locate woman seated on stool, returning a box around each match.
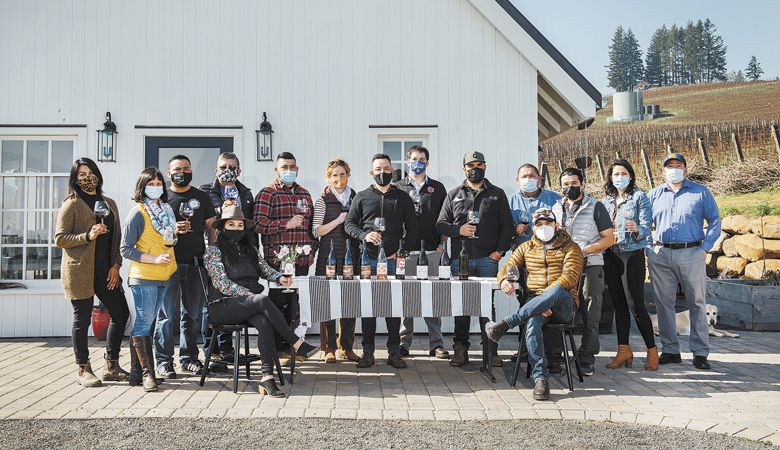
[204,203,319,397]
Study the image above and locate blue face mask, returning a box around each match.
[409,160,426,175]
[613,175,630,191]
[665,167,685,184]
[279,170,297,185]
[519,178,538,193]
[145,185,164,200]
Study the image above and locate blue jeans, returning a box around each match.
[505,285,576,382]
[361,258,401,354]
[130,284,168,336]
[154,263,207,366]
[450,257,499,348]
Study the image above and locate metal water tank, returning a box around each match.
[612,92,644,122]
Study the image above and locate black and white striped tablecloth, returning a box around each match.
[296,276,496,325]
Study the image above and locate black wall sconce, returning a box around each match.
[256,112,274,162]
[97,112,117,162]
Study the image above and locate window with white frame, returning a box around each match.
[1,137,75,280]
[380,137,426,181]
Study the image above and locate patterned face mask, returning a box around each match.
[76,174,98,192]
[218,168,238,183]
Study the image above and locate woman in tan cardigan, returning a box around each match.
[55,158,130,387]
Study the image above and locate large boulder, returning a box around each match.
[721,215,753,235]
[722,237,740,257]
[709,231,730,254]
[715,256,748,276]
[744,259,780,280]
[750,216,780,239]
[734,233,780,262]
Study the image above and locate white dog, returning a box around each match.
[650,304,740,338]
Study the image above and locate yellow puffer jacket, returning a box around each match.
[497,230,584,306]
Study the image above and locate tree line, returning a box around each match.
[608,19,763,92]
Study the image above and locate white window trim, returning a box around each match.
[369,127,439,180]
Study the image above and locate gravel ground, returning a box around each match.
[0,418,773,449]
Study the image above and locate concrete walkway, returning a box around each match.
[0,331,779,446]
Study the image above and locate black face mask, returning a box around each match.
[466,167,485,184]
[373,172,393,187]
[223,229,245,242]
[563,186,581,200]
[171,172,193,187]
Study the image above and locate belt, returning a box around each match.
[656,241,701,249]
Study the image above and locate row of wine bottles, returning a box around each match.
[324,238,471,281]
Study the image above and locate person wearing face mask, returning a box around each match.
[199,152,256,368]
[344,153,418,369]
[204,204,319,397]
[312,159,361,363]
[647,153,721,370]
[55,158,130,388]
[393,146,450,360]
[551,168,614,377]
[254,152,318,364]
[485,209,584,401]
[601,160,658,371]
[508,163,564,371]
[436,151,514,367]
[152,155,217,380]
[120,167,179,392]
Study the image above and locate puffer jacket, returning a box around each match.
[497,230,584,306]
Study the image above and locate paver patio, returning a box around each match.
[1,331,779,445]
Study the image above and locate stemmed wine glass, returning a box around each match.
[373,217,386,235]
[410,191,421,214]
[179,202,195,232]
[505,265,520,283]
[94,201,109,226]
[223,185,239,202]
[296,199,309,215]
[467,210,480,239]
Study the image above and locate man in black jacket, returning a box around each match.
[345,153,418,369]
[393,145,449,359]
[198,152,255,368]
[436,151,514,367]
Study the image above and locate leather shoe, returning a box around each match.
[532,379,550,401]
[430,347,450,359]
[693,356,711,370]
[399,346,410,358]
[659,353,682,365]
[357,352,375,368]
[387,353,407,369]
[486,320,509,343]
[340,349,361,362]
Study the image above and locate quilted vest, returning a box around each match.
[552,194,604,266]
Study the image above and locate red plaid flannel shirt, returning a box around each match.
[253,179,318,268]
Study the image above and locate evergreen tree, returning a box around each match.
[746,56,763,81]
[625,29,644,89]
[645,27,665,86]
[607,26,643,91]
[701,19,727,82]
[683,20,704,84]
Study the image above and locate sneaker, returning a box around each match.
[580,362,594,377]
[430,347,450,359]
[399,346,410,358]
[156,362,177,380]
[181,360,204,375]
[532,379,550,401]
[387,353,407,369]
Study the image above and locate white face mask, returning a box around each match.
[665,167,685,184]
[534,224,555,242]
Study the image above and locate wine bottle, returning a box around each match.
[325,240,337,280]
[458,241,469,280]
[343,240,354,280]
[377,242,388,280]
[360,242,371,279]
[438,242,451,280]
[416,240,428,280]
[396,238,406,280]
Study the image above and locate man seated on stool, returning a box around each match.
[486,208,584,401]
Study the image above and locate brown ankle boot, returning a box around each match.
[645,347,659,371]
[606,345,633,369]
[77,360,103,387]
[131,336,158,392]
[102,354,129,382]
[450,343,469,367]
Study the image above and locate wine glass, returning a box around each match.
[223,185,239,202]
[410,191,421,214]
[505,265,520,282]
[296,199,309,215]
[467,210,480,239]
[373,217,386,234]
[93,201,109,225]
[179,202,194,232]
[281,261,295,294]
[162,229,176,248]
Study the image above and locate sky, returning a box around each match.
[517,0,780,97]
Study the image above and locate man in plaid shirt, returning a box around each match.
[254,151,318,358]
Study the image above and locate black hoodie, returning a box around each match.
[344,185,418,259]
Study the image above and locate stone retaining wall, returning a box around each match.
[707,215,780,279]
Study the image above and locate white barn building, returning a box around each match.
[0,0,601,337]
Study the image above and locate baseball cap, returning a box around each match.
[662,153,687,167]
[463,151,486,166]
[532,208,556,224]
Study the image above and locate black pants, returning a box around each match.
[208,294,299,376]
[70,262,130,364]
[268,265,308,352]
[361,317,401,354]
[604,249,656,348]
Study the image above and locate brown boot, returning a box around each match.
[340,349,361,362]
[645,346,659,371]
[77,360,103,387]
[131,336,158,392]
[450,343,469,367]
[606,345,633,369]
[102,354,129,382]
